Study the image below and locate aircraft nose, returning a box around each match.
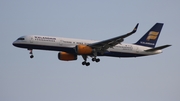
[12,42,15,46]
[12,41,17,47]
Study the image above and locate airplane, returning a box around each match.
[13,23,171,66]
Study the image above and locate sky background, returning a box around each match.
[0,0,179,101]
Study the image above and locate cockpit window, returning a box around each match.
[17,38,25,40]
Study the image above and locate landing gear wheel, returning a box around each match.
[92,58,96,62]
[30,55,34,58]
[95,58,100,62]
[92,58,100,62]
[82,61,86,65]
[86,62,90,66]
[82,61,90,66]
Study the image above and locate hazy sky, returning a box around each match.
[1,0,179,101]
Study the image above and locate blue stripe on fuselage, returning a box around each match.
[13,43,146,57]
[13,43,76,54]
[102,51,146,57]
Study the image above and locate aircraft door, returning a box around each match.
[136,47,139,53]
[30,37,33,43]
[59,39,63,45]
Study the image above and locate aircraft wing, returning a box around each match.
[88,23,139,53]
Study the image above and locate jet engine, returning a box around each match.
[76,45,93,55]
[58,52,77,61]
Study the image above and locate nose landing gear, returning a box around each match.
[28,49,34,58]
[30,55,34,58]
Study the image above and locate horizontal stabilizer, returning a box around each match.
[145,45,171,52]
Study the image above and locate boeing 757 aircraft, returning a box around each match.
[13,23,171,66]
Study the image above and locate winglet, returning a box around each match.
[132,23,139,33]
[120,23,139,38]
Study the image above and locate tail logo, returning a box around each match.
[146,31,159,41]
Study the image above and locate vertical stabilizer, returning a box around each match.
[135,23,163,48]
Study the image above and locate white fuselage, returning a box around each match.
[13,35,162,57]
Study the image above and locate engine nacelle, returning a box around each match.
[76,45,93,55]
[58,52,77,61]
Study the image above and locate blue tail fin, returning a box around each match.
[135,23,164,48]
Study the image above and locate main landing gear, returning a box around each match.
[28,49,34,58]
[82,55,100,66]
[82,61,90,66]
[82,55,90,66]
[92,58,100,62]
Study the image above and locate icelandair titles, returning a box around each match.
[140,41,155,46]
[35,36,56,42]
